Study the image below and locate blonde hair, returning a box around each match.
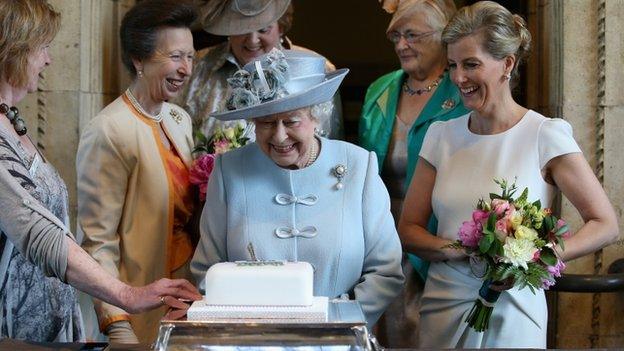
[0,0,60,88]
[442,1,531,79]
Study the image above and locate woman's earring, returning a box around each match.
[137,70,144,78]
[503,73,511,80]
[314,127,327,138]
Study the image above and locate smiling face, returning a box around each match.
[254,108,318,169]
[447,33,512,114]
[389,11,445,79]
[229,23,281,66]
[135,27,194,103]
[25,43,52,93]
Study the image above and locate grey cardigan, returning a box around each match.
[0,163,72,281]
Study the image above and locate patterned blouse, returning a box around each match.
[0,128,83,342]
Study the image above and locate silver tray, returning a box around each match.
[154,300,382,351]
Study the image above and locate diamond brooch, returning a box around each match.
[332,164,347,190]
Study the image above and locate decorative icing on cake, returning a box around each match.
[203,261,314,306]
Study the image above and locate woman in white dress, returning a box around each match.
[398,1,619,348]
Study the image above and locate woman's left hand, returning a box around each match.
[120,278,201,314]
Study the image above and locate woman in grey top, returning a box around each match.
[0,0,200,342]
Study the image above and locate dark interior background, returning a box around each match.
[192,0,529,142]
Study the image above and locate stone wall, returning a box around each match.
[554,0,624,348]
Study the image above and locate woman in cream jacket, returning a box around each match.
[77,0,197,344]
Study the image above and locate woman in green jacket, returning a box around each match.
[358,0,468,347]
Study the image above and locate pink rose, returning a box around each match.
[472,209,490,224]
[189,154,216,201]
[491,199,511,217]
[495,218,509,234]
[213,139,231,155]
[458,220,483,248]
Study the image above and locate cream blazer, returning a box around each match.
[77,95,194,342]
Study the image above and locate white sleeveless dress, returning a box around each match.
[417,110,581,348]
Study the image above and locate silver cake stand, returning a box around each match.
[154,300,382,350]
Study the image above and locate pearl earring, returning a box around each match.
[503,73,511,80]
[137,70,144,78]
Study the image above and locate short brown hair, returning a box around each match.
[120,0,197,76]
[0,0,60,88]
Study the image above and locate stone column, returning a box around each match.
[551,0,624,347]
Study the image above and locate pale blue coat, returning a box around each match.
[191,138,405,326]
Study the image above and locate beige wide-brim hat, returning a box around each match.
[199,0,290,36]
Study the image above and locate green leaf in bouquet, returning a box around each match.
[525,262,549,292]
[515,188,529,206]
[496,264,517,281]
[489,193,502,200]
[195,130,208,144]
[487,238,503,257]
[542,215,555,233]
[532,199,542,209]
[479,233,494,253]
[540,247,558,266]
[486,212,497,231]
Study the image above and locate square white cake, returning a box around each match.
[203,261,314,306]
[187,261,328,321]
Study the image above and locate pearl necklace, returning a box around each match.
[303,138,319,168]
[125,88,163,122]
[402,73,444,96]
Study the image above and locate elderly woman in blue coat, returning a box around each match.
[191,50,404,326]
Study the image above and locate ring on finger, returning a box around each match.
[160,296,166,305]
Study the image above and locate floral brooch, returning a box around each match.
[441,98,455,110]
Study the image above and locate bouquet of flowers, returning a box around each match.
[190,123,249,201]
[449,178,570,332]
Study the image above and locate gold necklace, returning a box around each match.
[125,88,163,122]
[402,73,444,96]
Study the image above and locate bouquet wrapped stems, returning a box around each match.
[465,279,502,332]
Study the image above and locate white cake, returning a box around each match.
[203,261,314,306]
[187,261,328,321]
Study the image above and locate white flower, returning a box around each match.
[514,225,538,241]
[502,237,538,270]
